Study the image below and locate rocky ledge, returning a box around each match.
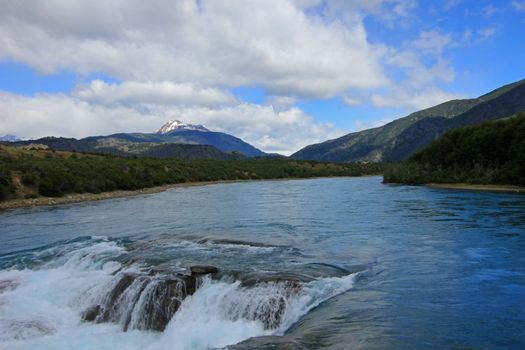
[81,266,216,331]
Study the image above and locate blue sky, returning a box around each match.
[0,0,524,154]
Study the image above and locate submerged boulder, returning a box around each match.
[190,265,218,275]
[81,305,101,322]
[81,272,198,331]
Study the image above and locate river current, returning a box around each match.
[0,177,524,349]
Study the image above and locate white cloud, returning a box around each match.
[478,27,496,38]
[386,49,455,89]
[371,86,463,110]
[0,0,469,150]
[293,0,417,27]
[412,30,452,56]
[463,29,473,41]
[0,92,343,155]
[443,0,462,11]
[390,0,417,17]
[372,28,458,110]
[342,95,361,106]
[482,5,498,18]
[266,95,298,112]
[0,92,160,139]
[462,27,497,45]
[0,0,386,99]
[167,104,345,154]
[74,80,237,107]
[512,1,525,12]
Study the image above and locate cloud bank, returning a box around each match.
[0,0,466,153]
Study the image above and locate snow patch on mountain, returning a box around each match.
[157,120,209,134]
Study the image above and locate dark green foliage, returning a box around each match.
[0,164,13,200]
[0,148,383,199]
[141,143,246,160]
[383,113,525,186]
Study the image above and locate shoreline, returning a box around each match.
[426,183,525,194]
[0,180,238,210]
[0,176,380,210]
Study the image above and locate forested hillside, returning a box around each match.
[293,79,525,163]
[383,113,525,186]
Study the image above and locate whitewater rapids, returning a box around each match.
[0,237,357,350]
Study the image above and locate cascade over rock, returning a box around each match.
[81,271,198,331]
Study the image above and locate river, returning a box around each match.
[1,177,524,349]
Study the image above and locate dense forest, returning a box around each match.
[0,146,383,201]
[383,113,525,186]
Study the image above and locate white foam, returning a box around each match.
[0,241,357,350]
[149,279,269,350]
[149,274,357,350]
[0,241,144,350]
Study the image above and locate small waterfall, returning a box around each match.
[80,271,310,334]
[149,274,357,350]
[0,237,359,350]
[82,272,197,331]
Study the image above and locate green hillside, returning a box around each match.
[293,79,525,163]
[383,113,525,186]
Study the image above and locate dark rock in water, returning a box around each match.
[135,278,185,331]
[229,336,309,350]
[81,305,101,322]
[219,271,309,330]
[0,278,19,293]
[257,294,288,330]
[190,265,218,275]
[81,263,343,333]
[81,272,198,332]
[107,273,136,305]
[197,237,280,248]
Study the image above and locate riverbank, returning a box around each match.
[427,183,525,194]
[0,180,231,210]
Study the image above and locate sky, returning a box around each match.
[0,0,524,155]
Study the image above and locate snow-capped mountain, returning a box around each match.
[157,120,209,134]
[152,120,264,156]
[8,120,267,158]
[0,134,20,142]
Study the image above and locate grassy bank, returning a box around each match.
[0,146,383,203]
[427,183,525,194]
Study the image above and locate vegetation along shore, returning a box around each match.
[383,112,525,188]
[0,146,383,209]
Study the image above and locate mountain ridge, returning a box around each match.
[292,78,525,163]
[9,120,266,159]
[0,134,20,142]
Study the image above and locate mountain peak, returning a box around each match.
[157,120,209,134]
[0,134,20,142]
